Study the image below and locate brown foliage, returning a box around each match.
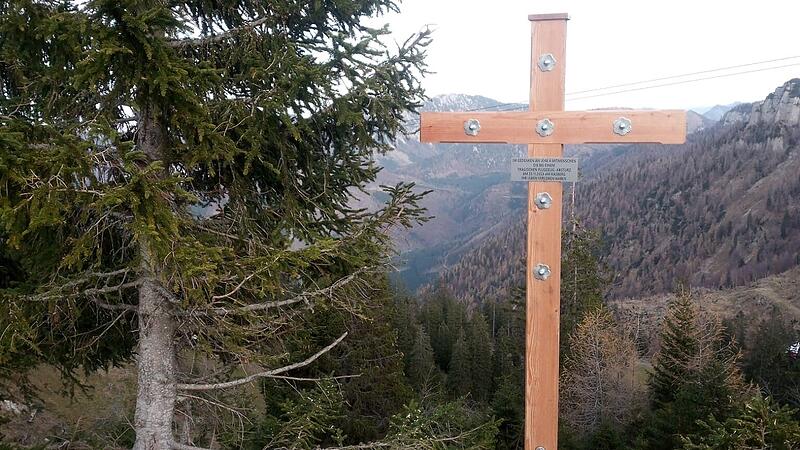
[560,307,646,435]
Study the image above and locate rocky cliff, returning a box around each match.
[722,79,800,127]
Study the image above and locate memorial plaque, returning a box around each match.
[511,157,578,182]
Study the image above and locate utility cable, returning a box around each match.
[566,55,800,96]
[403,56,800,126]
[566,62,800,102]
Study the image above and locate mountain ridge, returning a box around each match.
[423,79,800,305]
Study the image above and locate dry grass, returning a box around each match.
[1,365,136,449]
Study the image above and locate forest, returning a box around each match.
[2,223,799,448]
[439,116,800,306]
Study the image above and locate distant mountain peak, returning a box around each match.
[692,102,742,121]
[422,94,525,113]
[722,79,800,127]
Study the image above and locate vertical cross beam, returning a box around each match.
[525,13,568,450]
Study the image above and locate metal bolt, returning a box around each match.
[536,447,546,450]
[537,53,557,72]
[533,263,551,281]
[536,118,555,137]
[535,192,553,210]
[464,118,481,136]
[613,117,632,136]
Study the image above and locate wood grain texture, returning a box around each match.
[419,110,687,144]
[526,17,567,450]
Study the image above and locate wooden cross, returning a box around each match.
[419,13,686,450]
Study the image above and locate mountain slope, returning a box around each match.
[697,102,743,121]
[436,80,800,304]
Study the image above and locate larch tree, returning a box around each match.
[560,307,646,437]
[0,1,430,449]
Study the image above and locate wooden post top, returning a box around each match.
[528,13,570,22]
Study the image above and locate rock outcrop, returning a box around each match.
[722,79,800,127]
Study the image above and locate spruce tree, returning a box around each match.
[466,313,492,403]
[407,329,437,394]
[446,327,470,398]
[682,395,800,450]
[391,289,421,382]
[422,284,464,371]
[297,275,413,443]
[560,219,606,361]
[0,2,429,448]
[741,307,800,409]
[645,288,748,449]
[487,292,526,448]
[650,289,702,405]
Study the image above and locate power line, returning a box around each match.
[566,62,800,102]
[566,55,800,96]
[404,56,800,127]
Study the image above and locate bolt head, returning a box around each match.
[538,53,557,72]
[536,119,555,137]
[533,263,551,281]
[613,117,632,136]
[535,192,553,209]
[464,119,481,136]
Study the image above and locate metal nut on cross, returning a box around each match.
[464,118,481,136]
[613,117,632,136]
[533,263,551,281]
[536,118,555,137]
[534,192,553,209]
[537,53,557,72]
[464,119,481,136]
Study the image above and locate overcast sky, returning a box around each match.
[371,0,800,110]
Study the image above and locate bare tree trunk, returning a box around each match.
[133,101,177,450]
[133,277,177,450]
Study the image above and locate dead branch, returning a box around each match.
[205,268,371,316]
[171,442,210,450]
[167,17,270,47]
[176,332,347,392]
[27,280,140,312]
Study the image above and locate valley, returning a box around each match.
[387,80,800,305]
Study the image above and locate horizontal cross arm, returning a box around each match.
[420,110,686,145]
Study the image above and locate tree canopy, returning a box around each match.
[0,1,430,448]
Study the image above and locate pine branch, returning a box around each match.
[176,332,347,391]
